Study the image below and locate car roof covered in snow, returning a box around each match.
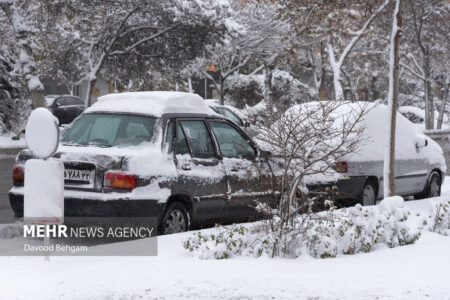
[85,91,218,117]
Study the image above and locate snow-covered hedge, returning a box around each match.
[422,200,450,236]
[183,197,420,259]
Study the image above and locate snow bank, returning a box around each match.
[378,196,404,215]
[87,91,218,117]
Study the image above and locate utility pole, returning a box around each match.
[384,0,402,197]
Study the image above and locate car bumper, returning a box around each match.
[306,176,368,200]
[9,187,165,219]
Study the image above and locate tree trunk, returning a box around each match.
[219,76,224,105]
[1,0,45,108]
[85,78,97,107]
[424,51,433,129]
[384,0,402,198]
[188,77,193,93]
[437,76,449,129]
[264,66,273,104]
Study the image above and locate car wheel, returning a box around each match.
[159,202,190,235]
[359,180,377,206]
[416,172,441,199]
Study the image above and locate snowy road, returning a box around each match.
[0,182,449,299]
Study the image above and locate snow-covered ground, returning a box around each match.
[0,184,449,299]
[0,133,26,150]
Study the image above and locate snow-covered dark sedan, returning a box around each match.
[46,95,85,124]
[10,92,274,234]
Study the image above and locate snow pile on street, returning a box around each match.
[87,91,218,117]
[184,196,420,259]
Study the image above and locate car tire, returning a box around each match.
[415,171,441,199]
[358,180,377,206]
[159,202,190,235]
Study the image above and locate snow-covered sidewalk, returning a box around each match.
[0,186,449,299]
[0,133,26,150]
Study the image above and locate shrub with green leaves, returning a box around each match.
[183,225,256,259]
[422,200,450,236]
[183,197,421,259]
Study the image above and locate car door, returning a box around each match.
[171,118,228,223]
[52,97,67,123]
[396,157,429,195]
[208,120,273,221]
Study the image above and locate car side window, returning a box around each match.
[55,98,66,107]
[217,107,243,126]
[176,122,189,155]
[179,120,216,158]
[66,97,84,106]
[209,121,256,160]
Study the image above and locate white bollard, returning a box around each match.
[24,107,64,261]
[24,159,64,223]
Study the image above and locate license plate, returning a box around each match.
[64,169,91,182]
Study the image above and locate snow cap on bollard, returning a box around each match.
[25,107,59,159]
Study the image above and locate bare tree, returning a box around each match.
[187,0,289,104]
[398,0,449,129]
[326,0,389,100]
[248,101,368,257]
[437,75,449,129]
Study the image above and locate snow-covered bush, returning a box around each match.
[0,98,32,135]
[183,197,420,259]
[183,225,256,259]
[306,197,420,258]
[422,200,450,236]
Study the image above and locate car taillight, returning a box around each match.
[333,161,348,173]
[13,165,24,182]
[104,171,136,189]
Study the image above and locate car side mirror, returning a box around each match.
[416,139,428,149]
[260,150,272,158]
[244,121,250,128]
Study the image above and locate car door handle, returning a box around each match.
[230,167,239,172]
[181,163,191,170]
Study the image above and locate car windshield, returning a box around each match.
[61,113,157,147]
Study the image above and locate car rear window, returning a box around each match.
[61,113,157,147]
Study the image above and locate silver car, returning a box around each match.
[305,103,446,205]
